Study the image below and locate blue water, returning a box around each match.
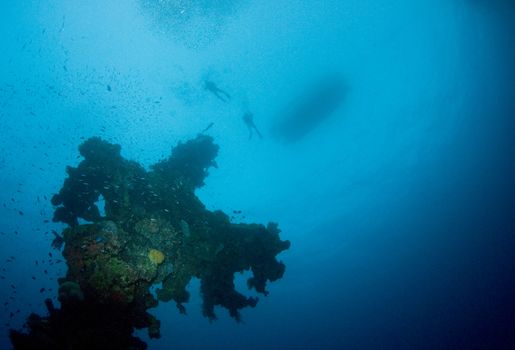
[1,1,514,349]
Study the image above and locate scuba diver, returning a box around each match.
[200,122,214,134]
[243,111,263,139]
[204,80,231,102]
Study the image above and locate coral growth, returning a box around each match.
[148,249,165,265]
[11,135,290,350]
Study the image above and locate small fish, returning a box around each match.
[39,288,45,293]
[107,85,112,92]
[18,211,24,216]
[51,230,64,250]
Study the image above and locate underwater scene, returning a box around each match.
[1,1,514,349]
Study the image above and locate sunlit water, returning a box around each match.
[1,1,514,349]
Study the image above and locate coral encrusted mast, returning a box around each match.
[10,135,290,350]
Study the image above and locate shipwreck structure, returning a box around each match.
[10,135,290,349]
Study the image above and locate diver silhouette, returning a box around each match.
[243,112,263,139]
[204,80,231,102]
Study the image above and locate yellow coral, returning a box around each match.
[148,249,165,265]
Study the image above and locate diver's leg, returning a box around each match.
[213,91,228,102]
[217,88,231,101]
[253,125,263,139]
